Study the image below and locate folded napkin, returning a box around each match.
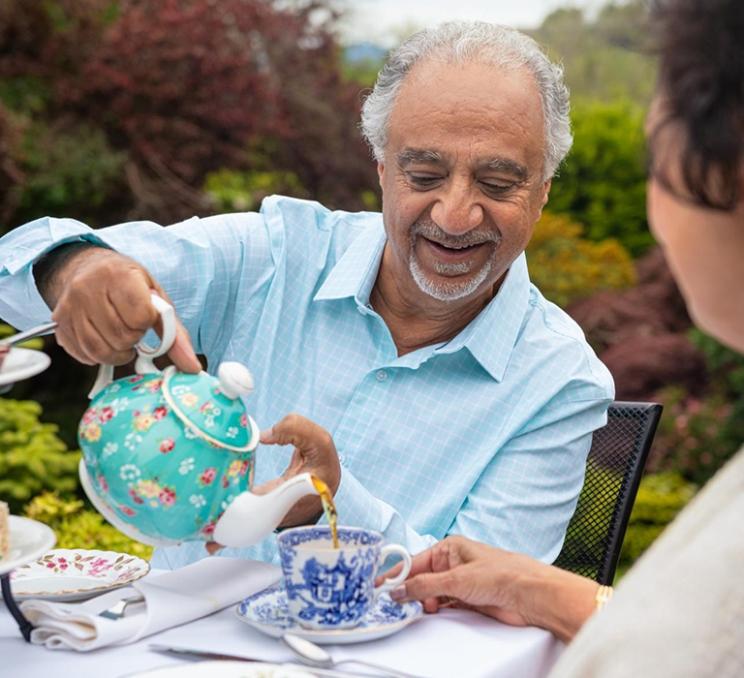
[20,557,280,651]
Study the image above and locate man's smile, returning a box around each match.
[421,237,492,266]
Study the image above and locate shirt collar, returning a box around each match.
[435,254,531,382]
[315,224,531,383]
[313,222,386,306]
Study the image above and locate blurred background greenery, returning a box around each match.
[1,0,740,574]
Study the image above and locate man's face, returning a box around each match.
[377,59,550,305]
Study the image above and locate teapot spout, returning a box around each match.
[212,473,317,548]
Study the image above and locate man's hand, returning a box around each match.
[256,413,341,528]
[44,247,200,372]
[205,413,341,556]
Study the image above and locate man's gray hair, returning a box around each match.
[361,21,572,180]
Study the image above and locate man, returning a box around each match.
[0,22,613,569]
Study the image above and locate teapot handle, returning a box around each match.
[88,292,177,399]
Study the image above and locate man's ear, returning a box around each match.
[377,162,385,187]
[534,178,552,218]
[541,178,552,208]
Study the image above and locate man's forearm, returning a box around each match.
[33,242,107,308]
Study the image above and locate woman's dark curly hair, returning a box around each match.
[649,0,744,210]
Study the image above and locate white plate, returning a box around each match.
[0,347,51,386]
[130,660,314,677]
[11,548,150,601]
[0,515,56,577]
[236,585,423,645]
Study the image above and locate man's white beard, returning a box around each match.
[409,255,493,301]
[407,219,500,302]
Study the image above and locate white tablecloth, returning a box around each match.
[1,570,563,678]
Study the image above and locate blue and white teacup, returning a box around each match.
[277,525,412,630]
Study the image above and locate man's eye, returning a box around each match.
[480,180,515,195]
[406,173,443,189]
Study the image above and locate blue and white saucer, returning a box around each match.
[235,585,423,645]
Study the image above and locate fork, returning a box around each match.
[0,321,58,349]
[98,594,145,620]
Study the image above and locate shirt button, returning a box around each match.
[376,370,387,382]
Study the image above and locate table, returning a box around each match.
[1,574,563,678]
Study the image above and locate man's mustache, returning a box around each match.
[410,219,502,248]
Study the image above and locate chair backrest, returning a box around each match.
[554,401,663,584]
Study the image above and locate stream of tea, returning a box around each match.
[311,476,339,548]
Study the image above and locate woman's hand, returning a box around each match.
[388,535,598,642]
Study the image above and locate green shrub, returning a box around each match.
[548,100,651,256]
[617,472,697,576]
[0,399,81,512]
[204,168,308,213]
[527,211,636,307]
[24,492,152,559]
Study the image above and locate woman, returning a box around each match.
[389,0,744,675]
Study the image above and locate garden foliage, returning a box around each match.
[0,0,377,231]
[648,331,744,485]
[25,492,152,558]
[0,399,80,513]
[549,100,652,256]
[527,211,636,307]
[617,472,698,576]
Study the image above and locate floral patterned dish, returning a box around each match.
[236,585,423,645]
[10,548,150,602]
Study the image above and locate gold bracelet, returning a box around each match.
[595,584,614,611]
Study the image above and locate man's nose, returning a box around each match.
[430,181,484,234]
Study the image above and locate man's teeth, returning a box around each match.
[431,240,482,250]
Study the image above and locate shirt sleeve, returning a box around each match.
[328,464,440,555]
[449,386,612,563]
[0,213,273,359]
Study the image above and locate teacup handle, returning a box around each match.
[374,544,412,596]
[88,293,177,399]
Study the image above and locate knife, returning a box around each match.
[148,644,380,678]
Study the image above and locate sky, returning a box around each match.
[338,0,611,46]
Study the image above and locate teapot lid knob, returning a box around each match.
[217,362,254,400]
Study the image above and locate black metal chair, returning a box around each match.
[554,401,663,584]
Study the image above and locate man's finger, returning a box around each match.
[260,414,330,450]
[205,541,224,555]
[167,320,201,373]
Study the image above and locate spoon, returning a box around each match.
[281,633,428,678]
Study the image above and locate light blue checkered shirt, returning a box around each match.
[0,195,614,569]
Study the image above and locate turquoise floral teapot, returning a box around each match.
[78,294,318,547]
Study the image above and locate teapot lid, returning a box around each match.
[161,363,260,453]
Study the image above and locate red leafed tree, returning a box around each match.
[57,0,377,220]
